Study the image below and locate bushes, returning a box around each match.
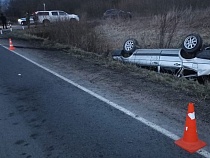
[29,20,110,55]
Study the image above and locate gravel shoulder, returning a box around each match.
[1,37,210,153]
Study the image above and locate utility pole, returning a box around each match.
[43,3,45,11]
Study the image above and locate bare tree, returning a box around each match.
[154,9,180,48]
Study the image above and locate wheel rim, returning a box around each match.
[124,40,134,51]
[184,35,198,50]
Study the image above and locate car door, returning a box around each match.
[149,50,161,66]
[185,58,210,76]
[159,49,182,69]
[51,11,59,22]
[36,11,49,23]
[134,49,160,66]
[59,11,69,21]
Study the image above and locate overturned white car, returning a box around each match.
[112,34,210,83]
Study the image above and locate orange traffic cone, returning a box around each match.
[175,102,206,153]
[9,38,15,50]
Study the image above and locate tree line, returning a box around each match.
[3,0,210,19]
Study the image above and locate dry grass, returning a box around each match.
[97,7,210,51]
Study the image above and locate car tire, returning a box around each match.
[123,38,140,54]
[182,34,202,53]
[21,21,26,26]
[70,18,78,23]
[43,19,50,26]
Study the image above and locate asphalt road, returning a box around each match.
[0,46,205,158]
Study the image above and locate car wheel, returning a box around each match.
[43,19,50,26]
[182,34,202,53]
[70,18,78,23]
[21,21,26,26]
[123,38,140,54]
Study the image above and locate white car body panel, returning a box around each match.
[134,49,160,66]
[112,48,210,77]
[187,58,210,76]
[159,49,182,68]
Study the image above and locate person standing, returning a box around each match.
[0,13,7,29]
[26,12,30,28]
[33,12,38,28]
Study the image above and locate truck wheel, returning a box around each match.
[43,19,50,26]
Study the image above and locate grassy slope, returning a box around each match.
[2,10,210,102]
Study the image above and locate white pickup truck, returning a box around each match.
[34,10,79,25]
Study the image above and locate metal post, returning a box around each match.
[43,3,45,11]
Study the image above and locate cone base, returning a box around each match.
[9,47,15,50]
[175,138,207,153]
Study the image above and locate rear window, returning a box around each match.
[59,11,67,15]
[37,12,49,16]
[52,12,58,16]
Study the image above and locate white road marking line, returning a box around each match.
[4,46,210,158]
